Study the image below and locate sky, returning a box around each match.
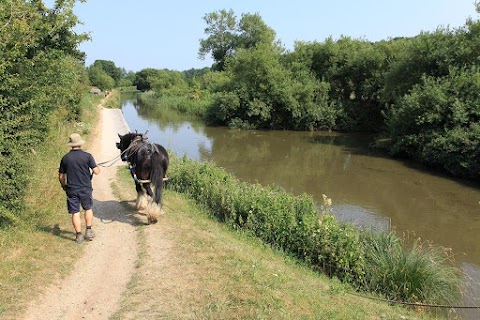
[56,0,479,72]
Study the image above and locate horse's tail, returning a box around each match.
[150,150,168,205]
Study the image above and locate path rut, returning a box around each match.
[23,106,136,320]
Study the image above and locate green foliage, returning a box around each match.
[381,30,458,105]
[91,60,122,83]
[119,70,136,87]
[88,65,115,90]
[149,70,189,96]
[138,92,211,117]
[134,68,160,91]
[199,9,277,71]
[117,86,138,93]
[196,70,231,93]
[386,67,480,178]
[290,37,389,131]
[205,91,240,125]
[199,9,238,71]
[237,12,276,51]
[86,59,129,90]
[168,156,462,306]
[217,44,336,130]
[182,67,211,81]
[0,0,88,226]
[361,232,462,305]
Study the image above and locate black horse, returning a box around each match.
[116,131,169,224]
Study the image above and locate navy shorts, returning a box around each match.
[66,188,93,214]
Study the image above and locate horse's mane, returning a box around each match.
[123,133,148,156]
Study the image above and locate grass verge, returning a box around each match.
[110,166,440,320]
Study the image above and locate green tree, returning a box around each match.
[88,66,115,90]
[116,69,136,87]
[199,9,238,71]
[150,70,189,96]
[381,30,457,106]
[198,70,231,92]
[199,9,277,71]
[386,67,480,179]
[208,43,334,130]
[237,12,276,50]
[0,0,88,226]
[183,67,211,81]
[90,59,122,84]
[134,68,160,91]
[289,37,390,131]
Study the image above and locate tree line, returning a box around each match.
[134,7,480,181]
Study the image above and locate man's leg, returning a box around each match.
[85,208,93,227]
[84,208,95,241]
[72,212,82,233]
[72,212,84,243]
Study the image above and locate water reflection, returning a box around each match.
[121,97,480,263]
[120,96,480,315]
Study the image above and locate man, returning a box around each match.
[59,133,100,244]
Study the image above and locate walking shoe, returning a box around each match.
[75,233,84,244]
[85,229,95,241]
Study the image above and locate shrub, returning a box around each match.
[361,231,462,305]
[386,67,480,179]
[167,155,462,305]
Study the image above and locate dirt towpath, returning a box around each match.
[23,105,137,319]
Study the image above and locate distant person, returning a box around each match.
[58,133,100,244]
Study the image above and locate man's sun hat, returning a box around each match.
[67,133,85,147]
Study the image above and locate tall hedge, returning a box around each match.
[0,0,88,226]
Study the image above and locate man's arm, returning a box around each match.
[59,172,67,190]
[92,166,100,175]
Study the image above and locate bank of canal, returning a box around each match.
[121,96,480,317]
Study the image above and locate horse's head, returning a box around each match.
[117,132,148,161]
[117,133,136,160]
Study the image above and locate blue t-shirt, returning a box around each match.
[59,149,97,190]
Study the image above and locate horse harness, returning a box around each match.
[122,135,153,184]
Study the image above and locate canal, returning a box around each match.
[120,95,480,317]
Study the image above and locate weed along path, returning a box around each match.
[23,104,138,320]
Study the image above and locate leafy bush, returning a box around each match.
[205,91,241,125]
[0,0,88,226]
[386,67,480,179]
[138,93,211,117]
[169,156,365,281]
[168,155,462,304]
